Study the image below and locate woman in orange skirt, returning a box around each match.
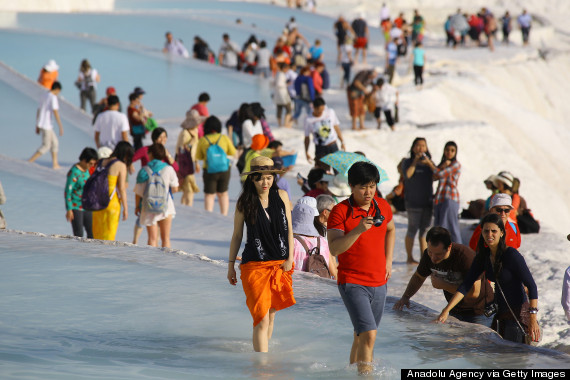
[227,156,295,352]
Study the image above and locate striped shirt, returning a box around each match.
[434,161,461,204]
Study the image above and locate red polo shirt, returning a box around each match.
[327,196,393,287]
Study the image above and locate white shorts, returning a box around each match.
[37,129,59,155]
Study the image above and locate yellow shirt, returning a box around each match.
[196,133,236,170]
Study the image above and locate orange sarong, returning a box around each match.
[240,260,296,327]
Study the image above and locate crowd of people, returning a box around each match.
[444,7,533,51]
[20,4,555,375]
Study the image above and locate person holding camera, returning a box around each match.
[401,137,434,263]
[327,161,395,375]
[436,213,540,345]
[394,227,494,327]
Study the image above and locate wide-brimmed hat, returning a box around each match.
[43,59,59,72]
[292,203,320,237]
[296,196,320,216]
[241,156,286,176]
[328,174,351,197]
[250,134,270,151]
[495,171,514,188]
[97,146,113,159]
[180,109,205,129]
[489,193,513,210]
[484,175,497,185]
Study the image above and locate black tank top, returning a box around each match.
[241,189,289,264]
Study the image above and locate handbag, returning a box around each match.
[177,148,195,177]
[517,209,540,234]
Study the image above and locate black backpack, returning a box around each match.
[294,236,330,279]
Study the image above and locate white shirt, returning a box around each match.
[134,165,179,226]
[375,84,397,110]
[389,27,403,41]
[304,107,340,147]
[256,48,271,69]
[340,43,353,64]
[94,110,130,149]
[164,39,189,58]
[285,69,298,98]
[78,69,98,91]
[241,119,263,148]
[219,40,240,67]
[380,5,390,21]
[36,91,59,130]
[273,71,291,105]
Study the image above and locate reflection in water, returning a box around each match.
[0,231,569,379]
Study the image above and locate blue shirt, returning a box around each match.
[518,14,531,28]
[387,42,398,65]
[413,47,425,66]
[309,46,323,60]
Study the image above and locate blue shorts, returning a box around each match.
[338,283,387,335]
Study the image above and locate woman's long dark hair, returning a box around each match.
[438,141,457,167]
[111,141,134,166]
[237,173,279,225]
[409,137,432,159]
[475,213,508,275]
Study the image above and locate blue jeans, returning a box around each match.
[293,98,311,121]
[434,199,462,243]
[451,312,493,328]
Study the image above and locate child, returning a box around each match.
[373,78,398,131]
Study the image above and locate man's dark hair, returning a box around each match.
[79,147,98,162]
[51,81,62,91]
[203,115,222,134]
[313,97,326,108]
[307,168,327,189]
[108,95,120,106]
[426,227,452,249]
[128,93,137,102]
[376,78,385,87]
[268,140,283,149]
[223,33,229,40]
[198,92,210,102]
[260,40,267,48]
[347,161,379,186]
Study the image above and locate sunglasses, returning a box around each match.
[494,208,511,214]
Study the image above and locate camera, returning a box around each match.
[373,209,385,227]
[484,302,498,318]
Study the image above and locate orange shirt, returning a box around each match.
[328,196,393,287]
[394,17,404,29]
[469,222,521,251]
[38,70,58,90]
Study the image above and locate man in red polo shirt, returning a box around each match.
[327,161,395,375]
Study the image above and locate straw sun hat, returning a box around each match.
[180,109,205,130]
[241,156,286,176]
